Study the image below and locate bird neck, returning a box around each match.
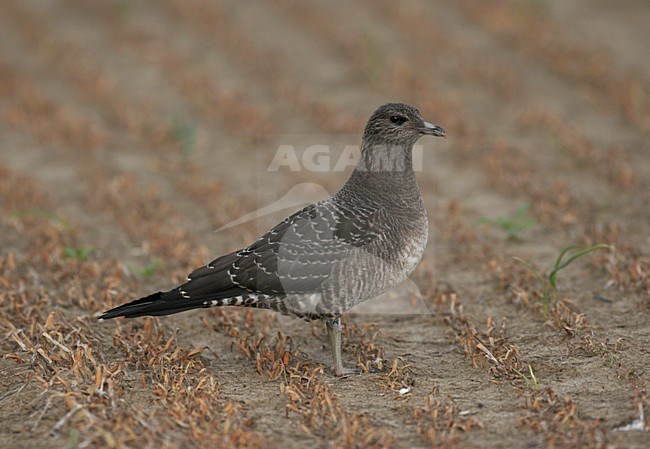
[338,141,420,201]
[358,141,414,173]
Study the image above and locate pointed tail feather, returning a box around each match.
[99,290,213,319]
[99,282,250,319]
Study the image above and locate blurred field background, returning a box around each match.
[1,1,649,448]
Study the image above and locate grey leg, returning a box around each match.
[326,317,359,376]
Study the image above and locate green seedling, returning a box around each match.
[63,246,92,261]
[528,364,539,390]
[115,0,133,19]
[513,363,539,391]
[11,208,71,230]
[525,0,549,10]
[131,260,160,279]
[481,203,535,240]
[514,244,609,317]
[172,119,197,162]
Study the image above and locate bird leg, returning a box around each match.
[326,317,359,376]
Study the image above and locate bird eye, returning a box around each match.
[390,115,407,125]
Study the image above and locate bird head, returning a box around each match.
[362,103,446,148]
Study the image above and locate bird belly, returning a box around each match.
[320,218,428,314]
[399,225,428,278]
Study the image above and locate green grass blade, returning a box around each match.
[515,203,530,218]
[528,364,539,391]
[513,256,550,317]
[553,244,583,272]
[547,244,609,306]
[513,257,546,289]
[554,244,609,272]
[512,368,530,389]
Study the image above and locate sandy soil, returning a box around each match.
[1,1,649,448]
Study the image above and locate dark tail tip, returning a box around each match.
[99,291,165,320]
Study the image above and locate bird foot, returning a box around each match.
[331,365,362,377]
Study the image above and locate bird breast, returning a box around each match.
[395,212,428,278]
